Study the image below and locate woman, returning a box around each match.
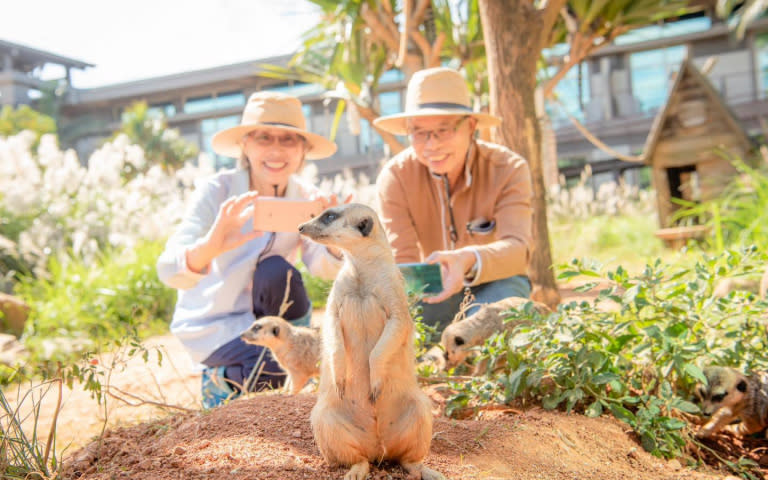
[157,92,344,408]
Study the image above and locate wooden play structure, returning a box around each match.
[639,59,753,246]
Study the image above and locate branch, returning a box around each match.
[107,385,196,413]
[427,32,446,68]
[361,3,399,52]
[409,29,432,63]
[397,0,412,67]
[277,269,294,318]
[550,96,644,162]
[356,103,406,155]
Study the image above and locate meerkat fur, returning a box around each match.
[441,296,552,369]
[298,203,444,480]
[695,366,768,439]
[240,316,320,395]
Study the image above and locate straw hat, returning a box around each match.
[211,91,337,160]
[373,67,501,135]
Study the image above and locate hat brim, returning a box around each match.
[372,109,501,135]
[211,123,337,160]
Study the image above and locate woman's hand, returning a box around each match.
[186,191,264,273]
[422,249,476,304]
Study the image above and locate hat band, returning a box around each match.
[261,121,301,129]
[417,102,472,111]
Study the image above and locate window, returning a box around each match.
[201,115,240,170]
[757,33,768,97]
[615,16,711,46]
[148,103,176,118]
[184,92,245,114]
[630,45,686,113]
[543,62,590,127]
[359,90,402,153]
[263,82,324,97]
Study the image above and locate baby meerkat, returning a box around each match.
[441,296,552,369]
[695,366,768,439]
[298,203,444,480]
[240,316,320,395]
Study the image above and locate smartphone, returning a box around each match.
[252,197,324,233]
[398,262,444,295]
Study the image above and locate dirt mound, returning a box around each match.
[62,393,721,480]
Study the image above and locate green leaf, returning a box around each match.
[585,400,604,417]
[609,403,636,427]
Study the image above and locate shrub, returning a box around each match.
[8,241,175,382]
[447,246,768,465]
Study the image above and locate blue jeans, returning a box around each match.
[200,256,312,408]
[418,275,531,334]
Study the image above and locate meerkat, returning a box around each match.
[298,203,444,480]
[240,316,320,395]
[441,296,552,369]
[694,366,768,439]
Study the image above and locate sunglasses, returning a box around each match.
[246,131,305,148]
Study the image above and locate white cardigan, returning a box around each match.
[156,168,340,363]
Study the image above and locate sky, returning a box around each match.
[3,0,322,88]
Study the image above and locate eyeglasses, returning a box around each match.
[246,131,305,148]
[407,116,469,144]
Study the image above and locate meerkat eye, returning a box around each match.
[711,393,726,402]
[272,326,280,337]
[454,336,465,346]
[320,211,338,225]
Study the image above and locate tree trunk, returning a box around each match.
[478,0,563,308]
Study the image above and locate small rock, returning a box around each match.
[667,459,682,471]
[292,429,302,438]
[173,446,186,455]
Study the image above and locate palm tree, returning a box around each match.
[261,0,482,155]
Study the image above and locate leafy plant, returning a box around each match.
[675,155,768,255]
[113,101,198,174]
[446,246,767,469]
[9,241,175,383]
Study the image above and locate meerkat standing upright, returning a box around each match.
[299,204,444,480]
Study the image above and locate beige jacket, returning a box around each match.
[376,140,533,286]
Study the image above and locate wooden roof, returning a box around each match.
[0,39,93,71]
[641,58,751,164]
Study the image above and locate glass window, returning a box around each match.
[201,115,240,170]
[184,92,245,114]
[360,90,402,153]
[630,45,686,113]
[757,33,768,97]
[615,16,711,46]
[543,62,590,127]
[148,103,176,118]
[379,69,404,84]
[264,82,324,97]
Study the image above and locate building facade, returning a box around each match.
[3,12,768,183]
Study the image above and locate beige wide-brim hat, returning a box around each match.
[373,67,501,135]
[211,91,337,160]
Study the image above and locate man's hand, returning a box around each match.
[422,249,476,304]
[186,191,265,273]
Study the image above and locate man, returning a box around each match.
[374,67,533,332]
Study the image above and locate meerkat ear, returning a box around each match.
[737,379,748,392]
[357,217,373,237]
[272,326,280,337]
[454,336,465,346]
